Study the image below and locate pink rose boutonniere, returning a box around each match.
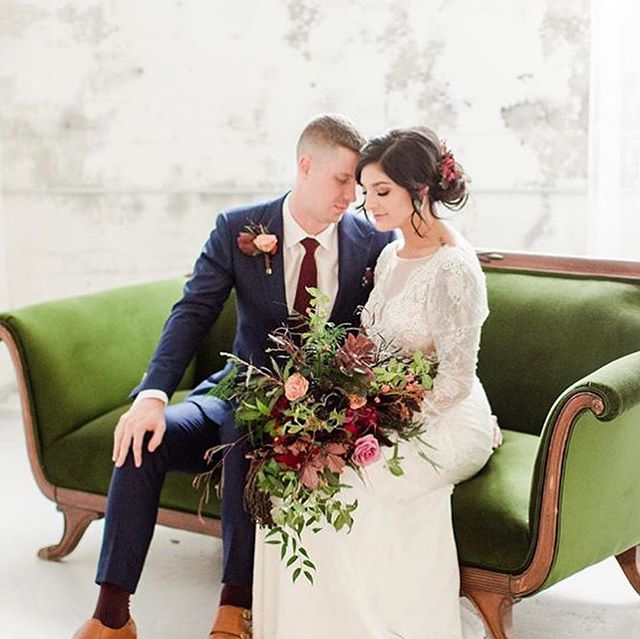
[237,221,278,275]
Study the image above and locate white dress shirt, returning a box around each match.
[281,193,339,315]
[136,193,340,406]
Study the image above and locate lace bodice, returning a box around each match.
[254,244,495,639]
[363,239,489,421]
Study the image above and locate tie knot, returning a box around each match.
[300,237,319,255]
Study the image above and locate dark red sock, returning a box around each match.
[93,582,131,629]
[219,583,252,610]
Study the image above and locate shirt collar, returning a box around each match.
[282,193,337,251]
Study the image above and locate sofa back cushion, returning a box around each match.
[478,269,640,436]
[0,279,194,451]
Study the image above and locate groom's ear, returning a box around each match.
[298,154,312,177]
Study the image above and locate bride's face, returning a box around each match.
[359,162,414,233]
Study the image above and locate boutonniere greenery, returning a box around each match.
[237,222,278,275]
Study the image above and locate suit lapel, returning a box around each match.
[330,214,372,325]
[249,202,372,327]
[255,197,289,326]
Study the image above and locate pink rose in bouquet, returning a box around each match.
[284,373,309,401]
[348,394,367,409]
[352,434,381,467]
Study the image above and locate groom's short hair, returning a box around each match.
[296,114,365,158]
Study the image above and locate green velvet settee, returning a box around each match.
[1,251,640,639]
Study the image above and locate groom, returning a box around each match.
[72,114,393,639]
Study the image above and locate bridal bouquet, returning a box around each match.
[208,292,436,583]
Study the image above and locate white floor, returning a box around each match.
[1,389,639,639]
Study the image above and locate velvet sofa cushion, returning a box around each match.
[42,391,221,518]
[5,268,639,580]
[453,429,538,572]
[0,279,195,452]
[44,388,536,572]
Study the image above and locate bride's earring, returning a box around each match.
[410,199,427,237]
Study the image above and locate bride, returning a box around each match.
[252,127,500,639]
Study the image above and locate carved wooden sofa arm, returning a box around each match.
[453,252,640,638]
[0,279,235,559]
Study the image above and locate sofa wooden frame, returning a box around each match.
[3,250,640,639]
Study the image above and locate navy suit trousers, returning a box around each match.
[95,401,254,593]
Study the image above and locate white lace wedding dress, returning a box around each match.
[252,238,497,639]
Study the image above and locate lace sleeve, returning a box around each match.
[420,250,489,420]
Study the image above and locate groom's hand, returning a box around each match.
[113,398,166,468]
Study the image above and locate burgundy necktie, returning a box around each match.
[293,237,320,316]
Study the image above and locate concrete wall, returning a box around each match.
[0,1,591,395]
[0,136,10,398]
[0,0,590,312]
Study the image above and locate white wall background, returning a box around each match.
[0,134,9,396]
[0,0,591,313]
[588,0,640,259]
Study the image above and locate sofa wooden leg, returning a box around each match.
[38,504,103,561]
[464,589,517,639]
[616,545,640,596]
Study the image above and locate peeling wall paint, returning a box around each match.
[57,4,120,44]
[0,0,590,308]
[285,0,319,60]
[0,3,49,39]
[500,1,589,190]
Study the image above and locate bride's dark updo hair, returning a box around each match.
[355,127,469,234]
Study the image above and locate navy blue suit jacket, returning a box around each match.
[132,194,394,424]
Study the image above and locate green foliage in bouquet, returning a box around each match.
[207,290,436,584]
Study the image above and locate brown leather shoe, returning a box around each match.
[72,618,137,639]
[209,605,252,638]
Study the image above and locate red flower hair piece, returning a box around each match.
[438,140,462,190]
